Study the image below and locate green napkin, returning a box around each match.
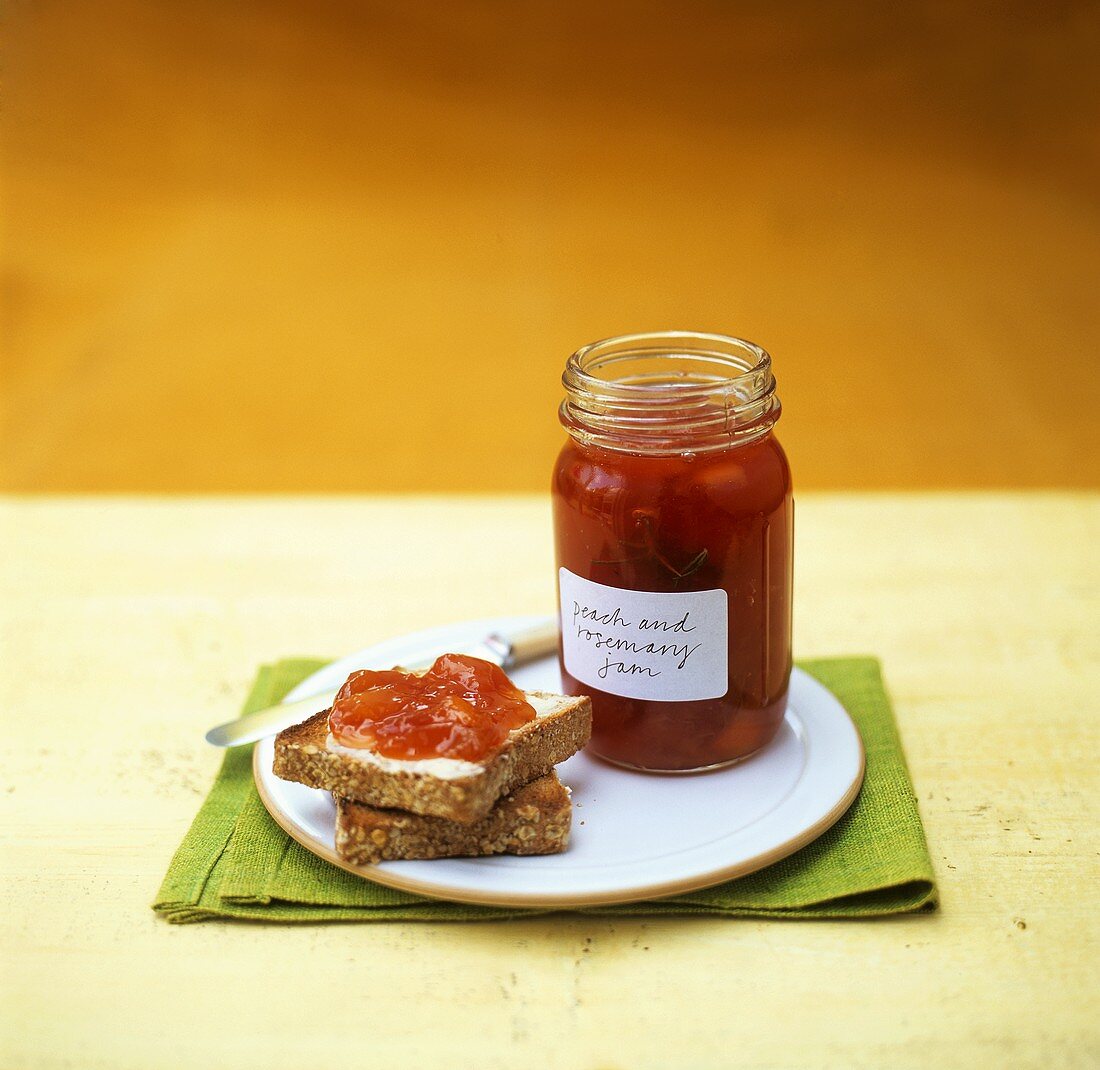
[154,657,936,922]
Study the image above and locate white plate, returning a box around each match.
[254,616,865,908]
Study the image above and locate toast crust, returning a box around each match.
[334,772,572,864]
[273,690,591,823]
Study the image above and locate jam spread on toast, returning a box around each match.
[328,654,536,762]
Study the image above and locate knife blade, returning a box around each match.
[203,618,560,748]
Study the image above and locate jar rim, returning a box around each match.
[560,330,780,454]
[572,327,770,382]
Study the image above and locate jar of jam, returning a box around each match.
[552,331,793,772]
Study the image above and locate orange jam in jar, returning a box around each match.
[328,654,536,763]
[552,332,793,772]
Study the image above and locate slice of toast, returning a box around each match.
[273,690,591,823]
[334,772,572,864]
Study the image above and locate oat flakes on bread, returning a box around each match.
[272,689,591,824]
[334,772,571,864]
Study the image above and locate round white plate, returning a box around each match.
[254,616,865,908]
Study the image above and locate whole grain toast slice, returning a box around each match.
[334,772,572,864]
[273,690,591,823]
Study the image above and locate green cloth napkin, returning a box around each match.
[154,657,936,923]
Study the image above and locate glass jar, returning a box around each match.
[552,331,793,772]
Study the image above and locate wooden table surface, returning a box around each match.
[2,494,1097,1069]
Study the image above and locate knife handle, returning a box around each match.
[496,619,560,667]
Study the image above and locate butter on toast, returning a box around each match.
[273,690,591,824]
[334,772,571,864]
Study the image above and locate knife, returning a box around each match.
[204,618,561,748]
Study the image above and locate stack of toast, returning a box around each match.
[273,686,592,864]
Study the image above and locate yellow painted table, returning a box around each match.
[1,494,1097,1068]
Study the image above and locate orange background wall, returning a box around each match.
[3,1,1098,492]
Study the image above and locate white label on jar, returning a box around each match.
[558,568,729,701]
